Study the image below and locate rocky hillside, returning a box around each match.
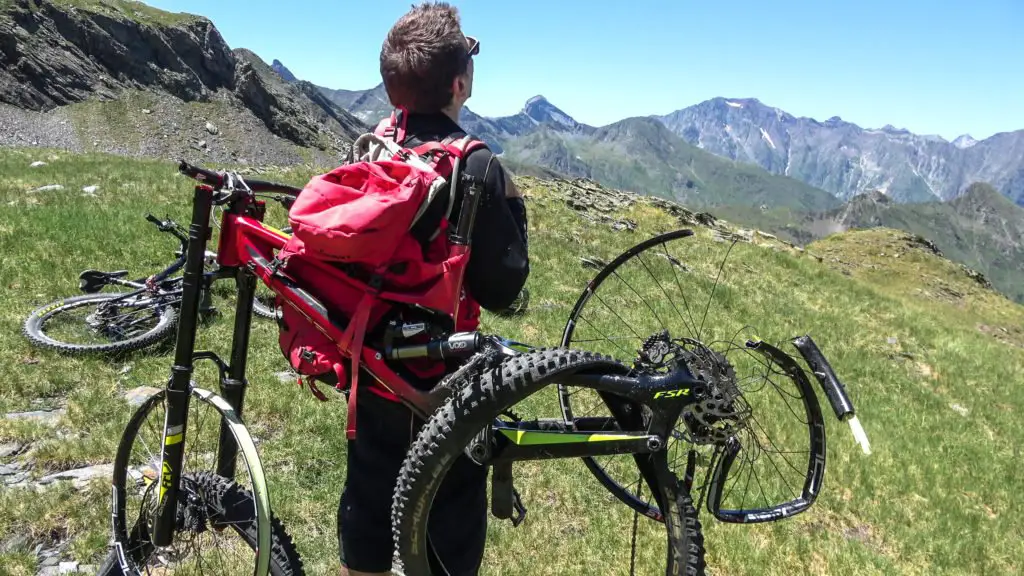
[655,97,1024,205]
[0,0,366,164]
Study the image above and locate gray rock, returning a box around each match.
[0,533,30,553]
[30,184,63,193]
[30,160,46,167]
[81,185,99,194]
[5,408,64,426]
[205,121,219,135]
[58,561,80,574]
[0,462,23,475]
[40,555,60,567]
[0,441,24,458]
[0,2,365,164]
[123,386,162,407]
[38,463,113,490]
[3,471,30,486]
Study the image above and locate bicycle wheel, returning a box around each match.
[391,349,706,576]
[23,292,177,355]
[559,228,826,524]
[252,285,280,321]
[96,386,304,575]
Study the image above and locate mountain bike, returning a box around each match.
[96,161,869,575]
[23,201,297,355]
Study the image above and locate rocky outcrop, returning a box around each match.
[0,0,233,109]
[0,0,366,154]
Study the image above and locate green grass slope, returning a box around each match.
[712,183,1024,304]
[1,0,199,25]
[1,148,1022,575]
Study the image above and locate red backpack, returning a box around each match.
[273,110,488,438]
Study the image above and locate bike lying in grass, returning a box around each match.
[96,161,870,575]
[22,195,298,355]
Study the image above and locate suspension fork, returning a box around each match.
[151,185,214,548]
[215,267,258,480]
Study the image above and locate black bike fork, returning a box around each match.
[150,185,214,548]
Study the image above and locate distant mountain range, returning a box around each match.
[284,61,1023,208]
[276,66,1023,302]
[655,98,1024,204]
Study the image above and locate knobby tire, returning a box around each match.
[390,348,706,575]
[23,292,177,355]
[97,388,304,575]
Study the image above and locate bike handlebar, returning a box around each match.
[178,160,303,196]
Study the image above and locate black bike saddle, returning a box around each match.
[78,269,129,293]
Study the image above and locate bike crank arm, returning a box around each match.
[791,335,871,455]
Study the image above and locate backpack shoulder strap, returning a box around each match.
[438,135,490,225]
[375,108,408,144]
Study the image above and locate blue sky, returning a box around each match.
[143,0,1023,141]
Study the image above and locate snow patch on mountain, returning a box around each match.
[952,134,979,149]
[760,127,777,150]
[726,101,743,108]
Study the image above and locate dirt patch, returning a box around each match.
[799,509,894,557]
[915,361,937,380]
[977,324,1024,349]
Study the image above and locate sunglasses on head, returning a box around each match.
[466,35,480,57]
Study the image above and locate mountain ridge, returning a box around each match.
[0,0,366,164]
[310,70,1023,206]
[654,96,1024,205]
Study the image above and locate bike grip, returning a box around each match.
[178,160,224,186]
[145,214,161,225]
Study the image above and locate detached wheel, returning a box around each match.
[23,292,177,355]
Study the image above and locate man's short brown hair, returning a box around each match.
[380,1,471,113]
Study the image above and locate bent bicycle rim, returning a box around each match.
[559,227,827,524]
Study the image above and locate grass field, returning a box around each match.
[1,147,1022,575]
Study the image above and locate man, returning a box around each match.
[337,3,530,575]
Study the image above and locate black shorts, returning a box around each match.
[337,387,489,574]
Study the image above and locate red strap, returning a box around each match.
[411,141,444,156]
[340,291,375,440]
[378,108,408,144]
[373,116,392,138]
[298,375,329,402]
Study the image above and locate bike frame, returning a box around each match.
[147,160,848,554]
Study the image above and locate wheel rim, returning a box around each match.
[109,387,273,574]
[25,292,175,352]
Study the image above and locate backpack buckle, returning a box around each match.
[267,256,287,276]
[368,274,384,291]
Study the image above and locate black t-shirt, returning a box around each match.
[398,111,530,312]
